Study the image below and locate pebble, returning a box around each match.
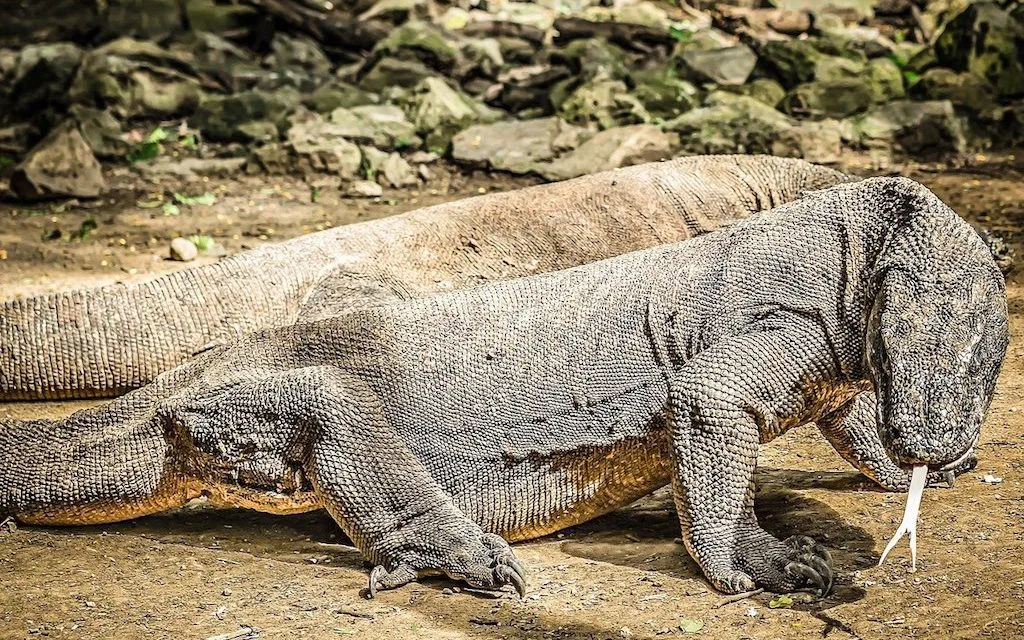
[347,180,384,198]
[169,237,198,262]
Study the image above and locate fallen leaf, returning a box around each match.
[768,595,794,609]
[678,618,703,633]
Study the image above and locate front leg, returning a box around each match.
[666,320,835,595]
[817,392,976,491]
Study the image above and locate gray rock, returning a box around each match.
[68,106,132,159]
[381,153,417,187]
[185,0,259,34]
[265,34,332,79]
[451,117,589,174]
[758,39,823,88]
[780,79,873,119]
[665,92,793,154]
[248,143,290,174]
[679,45,758,86]
[169,237,198,262]
[864,58,905,103]
[192,89,300,142]
[102,0,185,40]
[560,77,649,130]
[329,105,421,151]
[361,145,390,178]
[358,57,439,95]
[770,0,873,20]
[347,180,384,198]
[404,77,500,149]
[235,121,281,144]
[68,38,202,119]
[912,68,997,113]
[10,121,106,201]
[842,99,966,156]
[934,2,1024,98]
[7,43,83,119]
[551,38,629,81]
[535,125,674,181]
[727,78,786,107]
[286,118,363,177]
[371,21,460,73]
[306,81,379,114]
[772,120,843,164]
[631,70,700,120]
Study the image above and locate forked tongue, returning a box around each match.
[878,465,928,570]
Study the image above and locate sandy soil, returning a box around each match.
[1,156,1023,640]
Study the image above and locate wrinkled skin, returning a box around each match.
[0,178,1007,597]
[0,155,851,401]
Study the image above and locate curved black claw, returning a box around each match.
[784,535,833,597]
[479,533,527,598]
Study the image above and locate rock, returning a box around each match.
[10,121,106,200]
[185,0,259,34]
[457,39,504,81]
[679,45,758,86]
[560,77,649,130]
[7,43,83,119]
[864,58,905,103]
[329,105,421,151]
[347,180,384,198]
[68,106,131,159]
[192,89,300,142]
[550,38,630,81]
[137,157,247,178]
[404,77,500,149]
[451,117,588,173]
[631,70,700,120]
[265,33,332,78]
[772,120,843,164]
[102,0,185,40]
[580,0,671,30]
[68,38,202,119]
[935,2,1024,98]
[306,82,379,114]
[360,145,389,178]
[781,79,873,119]
[912,68,996,113]
[813,55,865,82]
[286,118,363,177]
[169,237,198,262]
[665,92,793,154]
[758,39,823,88]
[769,0,873,20]
[535,124,674,181]
[492,2,558,31]
[843,99,966,156]
[728,78,786,107]
[408,150,440,164]
[248,143,290,174]
[381,153,417,187]
[360,0,426,22]
[371,21,460,73]
[489,64,573,113]
[358,57,438,94]
[236,121,281,144]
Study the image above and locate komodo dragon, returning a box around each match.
[0,155,851,400]
[1,177,1007,597]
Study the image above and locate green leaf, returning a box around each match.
[902,70,921,87]
[126,141,162,163]
[179,133,198,149]
[187,235,215,252]
[162,202,181,216]
[74,219,98,241]
[0,154,15,168]
[768,595,794,609]
[668,22,693,43]
[679,618,704,633]
[146,127,169,144]
[173,192,216,206]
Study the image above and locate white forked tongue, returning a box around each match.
[878,465,928,570]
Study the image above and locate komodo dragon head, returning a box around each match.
[864,177,1008,474]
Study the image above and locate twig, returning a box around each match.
[335,606,374,620]
[205,626,259,640]
[714,588,763,608]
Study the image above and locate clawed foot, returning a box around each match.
[367,533,526,598]
[708,531,834,598]
[783,535,833,596]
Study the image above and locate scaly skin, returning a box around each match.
[0,178,1008,597]
[0,155,850,400]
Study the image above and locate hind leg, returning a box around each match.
[166,366,526,597]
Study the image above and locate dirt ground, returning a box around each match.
[1,155,1023,640]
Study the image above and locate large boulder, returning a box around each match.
[665,92,793,154]
[559,76,649,129]
[678,45,758,86]
[631,70,700,120]
[192,89,300,142]
[911,68,997,113]
[10,121,106,200]
[5,43,83,120]
[451,117,588,174]
[403,77,501,150]
[842,99,966,156]
[780,78,874,119]
[68,38,202,119]
[934,2,1024,98]
[535,124,674,181]
[329,105,421,151]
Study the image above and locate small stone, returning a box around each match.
[347,180,384,198]
[222,588,233,596]
[418,164,432,181]
[169,238,198,262]
[680,45,758,86]
[11,121,106,201]
[381,153,417,188]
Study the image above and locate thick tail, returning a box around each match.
[0,244,334,400]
